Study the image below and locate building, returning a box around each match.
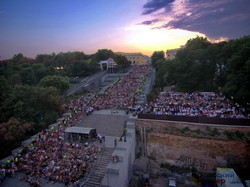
[116,52,150,65]
[99,58,117,73]
[166,45,185,60]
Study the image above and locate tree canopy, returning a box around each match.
[154,35,250,106]
[39,75,69,94]
[151,51,165,67]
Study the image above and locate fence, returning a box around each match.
[138,113,250,126]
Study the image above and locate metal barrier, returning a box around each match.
[138,113,250,126]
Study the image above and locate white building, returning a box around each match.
[99,58,117,71]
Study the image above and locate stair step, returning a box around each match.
[90,178,101,182]
[85,181,101,186]
[82,148,114,186]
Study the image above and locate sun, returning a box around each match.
[124,25,206,56]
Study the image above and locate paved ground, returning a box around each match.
[67,70,107,96]
[77,109,129,137]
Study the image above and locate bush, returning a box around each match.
[160,162,171,168]
[180,127,190,134]
[224,131,234,139]
[210,128,220,136]
[148,156,156,160]
[235,131,245,140]
[206,126,211,131]
[194,129,201,134]
[136,152,141,159]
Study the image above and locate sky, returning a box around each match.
[0,0,250,59]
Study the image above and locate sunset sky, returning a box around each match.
[0,0,250,59]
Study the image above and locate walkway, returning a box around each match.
[83,148,114,187]
[77,110,128,137]
[67,70,107,96]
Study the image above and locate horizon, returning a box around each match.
[1,0,250,60]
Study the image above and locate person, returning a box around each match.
[114,139,117,147]
[102,134,105,142]
[112,155,118,163]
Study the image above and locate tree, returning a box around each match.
[0,85,35,122]
[186,36,211,50]
[115,54,131,68]
[0,76,10,104]
[32,63,48,82]
[12,53,24,63]
[94,49,115,62]
[68,60,87,77]
[222,36,250,103]
[154,36,217,92]
[31,86,63,123]
[151,51,165,67]
[0,117,33,158]
[19,67,36,85]
[8,73,22,86]
[39,75,69,94]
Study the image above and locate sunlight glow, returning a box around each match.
[124,25,206,56]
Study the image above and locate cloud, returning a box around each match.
[141,0,250,39]
[139,19,160,25]
[142,0,174,15]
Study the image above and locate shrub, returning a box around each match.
[180,127,190,134]
[194,129,201,134]
[235,131,244,140]
[224,131,234,139]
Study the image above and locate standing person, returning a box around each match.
[114,139,117,148]
[102,134,105,142]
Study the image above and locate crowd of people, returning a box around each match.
[1,64,150,186]
[64,65,150,118]
[1,120,101,186]
[149,92,248,118]
[18,129,100,185]
[3,63,248,186]
[91,64,150,110]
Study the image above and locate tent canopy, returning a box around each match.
[65,127,96,134]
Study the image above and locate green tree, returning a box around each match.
[155,36,216,92]
[39,75,69,94]
[185,36,211,50]
[31,86,63,123]
[12,53,24,63]
[151,51,165,67]
[0,76,10,104]
[222,36,250,103]
[32,63,48,82]
[115,54,131,68]
[94,49,115,62]
[8,73,22,86]
[20,67,36,85]
[0,85,35,122]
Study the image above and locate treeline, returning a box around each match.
[152,35,250,106]
[0,49,130,158]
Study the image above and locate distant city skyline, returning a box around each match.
[0,0,250,60]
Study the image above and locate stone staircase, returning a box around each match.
[83,147,114,187]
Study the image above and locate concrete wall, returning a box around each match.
[136,119,250,173]
[102,120,136,187]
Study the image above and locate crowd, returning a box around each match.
[0,64,150,186]
[18,129,100,185]
[1,126,100,186]
[1,64,249,186]
[91,64,150,110]
[150,92,248,118]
